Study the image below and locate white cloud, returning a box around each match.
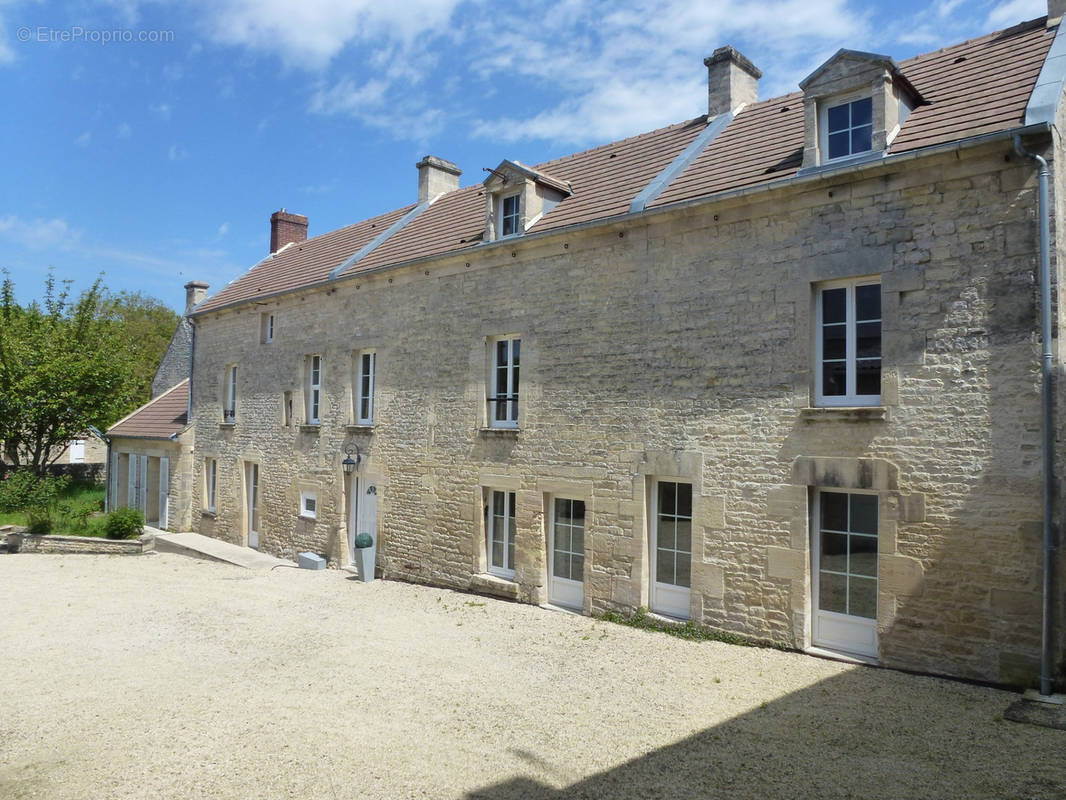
[200,0,463,69]
[217,222,230,237]
[75,130,92,147]
[168,144,189,160]
[162,62,183,81]
[0,215,82,250]
[117,122,132,139]
[985,0,1045,28]
[149,102,172,120]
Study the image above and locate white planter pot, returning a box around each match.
[356,547,375,582]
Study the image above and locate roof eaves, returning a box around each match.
[629,113,725,213]
[1025,21,1066,124]
[329,200,432,280]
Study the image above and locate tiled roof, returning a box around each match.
[108,379,189,439]
[194,17,1055,315]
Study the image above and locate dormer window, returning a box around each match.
[500,194,521,237]
[825,97,872,160]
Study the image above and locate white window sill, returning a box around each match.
[800,407,888,422]
[470,572,519,600]
[298,514,317,521]
[347,423,374,432]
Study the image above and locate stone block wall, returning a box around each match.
[189,139,1063,685]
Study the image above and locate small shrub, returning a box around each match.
[104,507,144,540]
[0,471,69,513]
[26,506,53,535]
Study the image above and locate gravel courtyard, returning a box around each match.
[1,553,1063,799]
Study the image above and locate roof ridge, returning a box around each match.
[900,15,1047,67]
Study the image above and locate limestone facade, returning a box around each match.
[188,137,1064,685]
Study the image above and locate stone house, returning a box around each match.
[104,282,207,529]
[181,12,1066,687]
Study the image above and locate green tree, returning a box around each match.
[0,271,137,472]
[100,289,180,415]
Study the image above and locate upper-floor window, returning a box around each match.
[299,489,317,520]
[224,365,237,422]
[489,337,520,428]
[355,351,375,425]
[261,313,274,344]
[306,355,322,425]
[500,194,520,238]
[823,97,873,161]
[815,278,881,407]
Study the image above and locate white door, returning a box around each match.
[812,490,879,658]
[549,497,585,610]
[157,457,169,530]
[246,462,260,549]
[650,480,692,619]
[69,440,85,463]
[348,477,379,569]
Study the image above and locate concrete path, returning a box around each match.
[148,528,291,569]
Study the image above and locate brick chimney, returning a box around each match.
[270,209,308,253]
[184,280,208,314]
[704,46,762,118]
[416,156,461,203]
[1050,0,1065,26]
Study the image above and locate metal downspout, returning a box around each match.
[1014,134,1058,696]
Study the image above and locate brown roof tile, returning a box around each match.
[108,380,189,439]
[194,17,1054,313]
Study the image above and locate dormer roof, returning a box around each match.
[483,159,573,196]
[799,48,926,103]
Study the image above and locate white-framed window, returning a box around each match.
[488,337,520,428]
[355,351,375,425]
[811,488,879,658]
[499,193,521,238]
[815,277,881,407]
[261,313,275,344]
[205,458,217,513]
[486,489,516,578]
[306,355,322,424]
[649,480,692,619]
[69,439,86,463]
[821,96,873,162]
[224,365,237,422]
[300,490,318,520]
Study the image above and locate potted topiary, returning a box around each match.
[354,532,375,582]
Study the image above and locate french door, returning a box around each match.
[245,462,260,550]
[812,490,879,657]
[549,498,585,610]
[650,481,692,619]
[487,490,516,578]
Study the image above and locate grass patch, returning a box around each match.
[1,481,106,536]
[598,606,769,648]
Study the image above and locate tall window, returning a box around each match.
[815,278,881,406]
[306,355,322,424]
[824,97,873,160]
[224,365,237,422]
[815,490,878,619]
[487,489,516,578]
[261,313,274,344]
[500,194,520,237]
[356,351,375,425]
[205,458,217,513]
[489,337,520,428]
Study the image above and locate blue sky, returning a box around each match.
[0,0,1047,312]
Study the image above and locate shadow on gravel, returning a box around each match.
[465,667,1066,800]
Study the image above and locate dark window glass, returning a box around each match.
[827,103,850,132]
[850,577,877,618]
[823,362,847,396]
[851,97,872,126]
[856,361,881,396]
[823,323,846,360]
[849,494,878,535]
[856,322,881,358]
[820,491,848,531]
[856,284,880,320]
[819,572,848,614]
[822,288,846,323]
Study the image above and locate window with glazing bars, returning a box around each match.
[489,337,520,427]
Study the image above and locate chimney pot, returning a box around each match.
[704,46,761,118]
[416,155,462,204]
[270,209,308,254]
[183,280,209,314]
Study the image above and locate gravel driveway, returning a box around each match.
[1,553,1063,799]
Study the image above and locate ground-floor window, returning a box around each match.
[812,489,879,657]
[487,489,516,578]
[650,480,692,619]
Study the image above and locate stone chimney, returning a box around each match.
[416,155,461,203]
[270,209,308,253]
[704,46,762,118]
[184,280,208,314]
[1050,0,1065,26]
